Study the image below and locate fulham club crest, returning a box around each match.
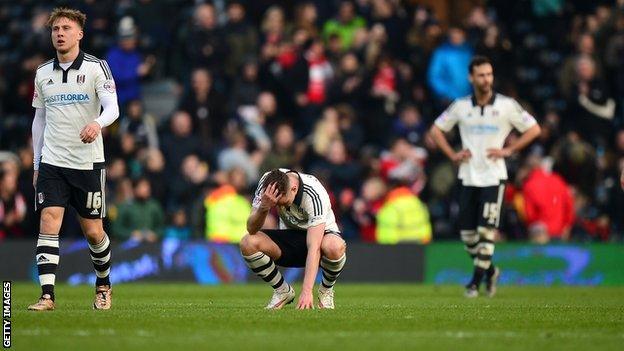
[77,74,86,85]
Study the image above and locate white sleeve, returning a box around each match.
[32,74,44,109]
[32,108,46,171]
[304,183,330,227]
[251,172,270,209]
[94,59,119,128]
[434,101,460,132]
[95,94,119,128]
[508,99,537,132]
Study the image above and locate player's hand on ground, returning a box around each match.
[452,149,472,163]
[33,170,38,188]
[80,121,101,143]
[297,290,314,310]
[486,148,512,159]
[260,182,281,210]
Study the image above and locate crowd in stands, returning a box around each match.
[1,0,624,244]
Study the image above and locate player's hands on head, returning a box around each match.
[80,121,101,144]
[260,182,282,210]
[486,148,512,159]
[296,290,314,310]
[452,149,472,163]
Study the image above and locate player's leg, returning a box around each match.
[29,164,69,311]
[318,232,346,309]
[457,184,480,296]
[78,217,112,309]
[239,230,296,309]
[69,167,112,309]
[476,183,505,297]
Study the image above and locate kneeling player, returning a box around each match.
[240,169,347,309]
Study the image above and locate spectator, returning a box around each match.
[164,208,192,240]
[229,60,261,112]
[0,164,27,239]
[218,130,260,185]
[312,139,362,196]
[119,99,159,149]
[427,27,473,104]
[393,104,427,146]
[113,177,165,242]
[169,154,210,214]
[260,123,297,174]
[141,148,166,204]
[106,16,155,108]
[376,183,432,244]
[223,1,258,77]
[351,177,387,242]
[179,68,226,149]
[160,111,202,180]
[204,168,251,243]
[186,3,227,74]
[323,0,366,50]
[567,55,616,148]
[521,155,575,242]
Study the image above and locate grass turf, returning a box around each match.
[8,283,624,351]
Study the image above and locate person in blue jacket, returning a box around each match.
[427,27,473,104]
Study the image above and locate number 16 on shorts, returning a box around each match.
[86,191,102,209]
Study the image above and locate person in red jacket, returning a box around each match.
[522,155,575,242]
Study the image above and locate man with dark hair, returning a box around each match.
[429,55,541,297]
[240,169,347,309]
[29,7,119,310]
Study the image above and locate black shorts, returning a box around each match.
[262,229,343,267]
[36,163,106,219]
[457,183,505,230]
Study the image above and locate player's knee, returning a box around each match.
[240,233,261,255]
[322,237,346,259]
[40,209,62,227]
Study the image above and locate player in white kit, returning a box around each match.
[240,169,347,309]
[28,8,119,311]
[429,56,541,298]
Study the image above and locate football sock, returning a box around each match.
[243,252,287,291]
[320,254,346,290]
[36,233,59,300]
[469,226,496,287]
[89,233,111,287]
[460,229,479,260]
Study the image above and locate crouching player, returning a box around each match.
[240,169,347,309]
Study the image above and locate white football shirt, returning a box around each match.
[434,93,537,187]
[252,169,340,233]
[32,51,117,170]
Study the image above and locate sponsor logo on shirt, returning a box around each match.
[467,124,500,135]
[44,93,90,106]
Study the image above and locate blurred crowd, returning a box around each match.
[1,0,624,244]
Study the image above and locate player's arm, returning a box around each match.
[32,107,46,186]
[80,94,119,143]
[246,183,280,235]
[81,60,119,143]
[298,222,325,310]
[488,124,541,159]
[429,124,471,162]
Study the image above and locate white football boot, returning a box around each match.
[265,284,295,310]
[317,287,335,309]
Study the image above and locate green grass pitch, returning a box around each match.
[9,283,624,350]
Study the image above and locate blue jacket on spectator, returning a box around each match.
[106,45,142,106]
[427,42,473,101]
